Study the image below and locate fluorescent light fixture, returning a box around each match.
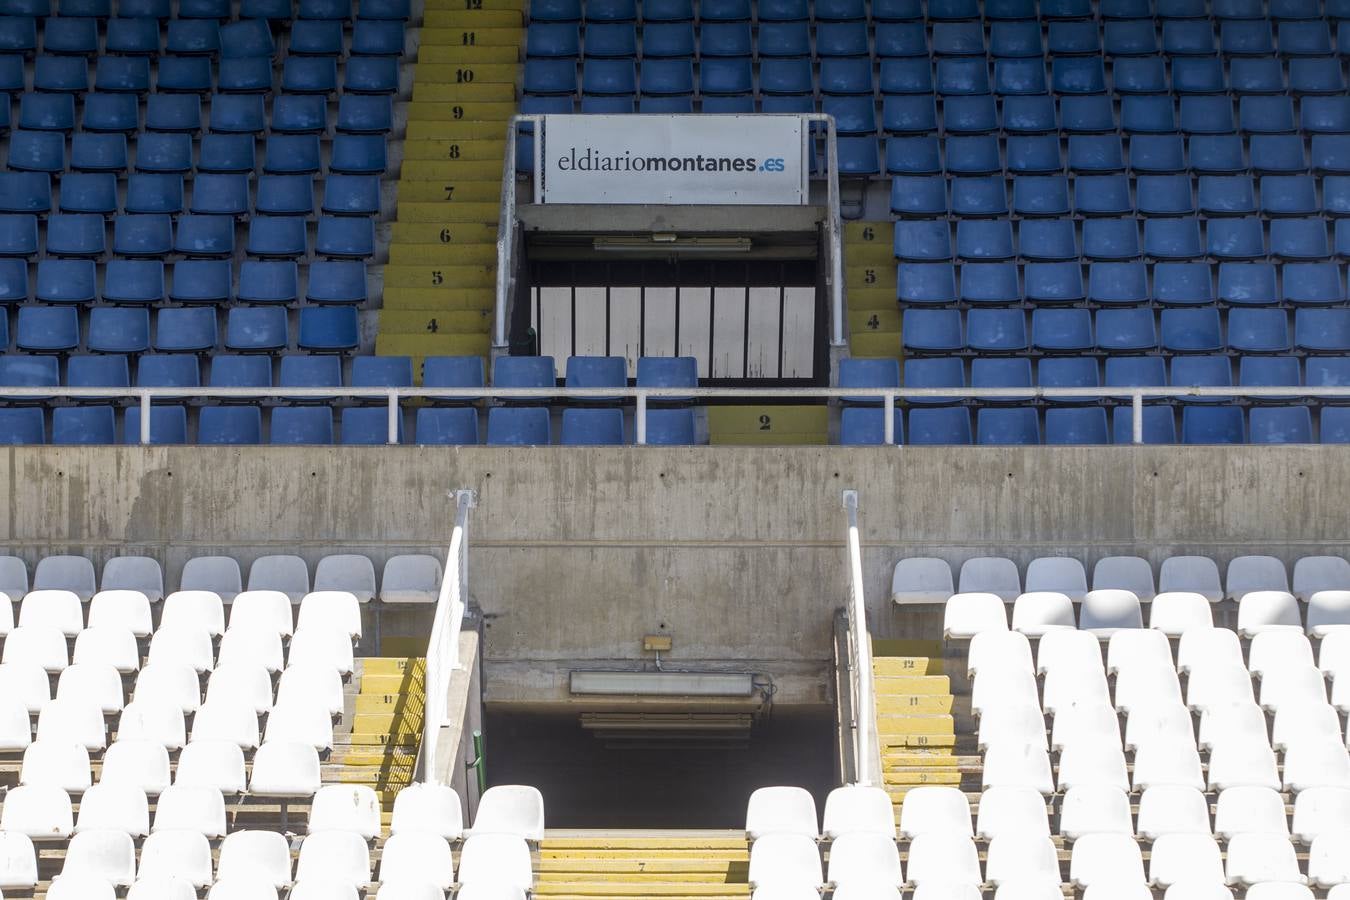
[592,237,753,254]
[570,670,755,696]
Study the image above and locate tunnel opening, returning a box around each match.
[482,707,837,828]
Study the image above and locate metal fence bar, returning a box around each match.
[842,489,877,787]
[387,391,400,445]
[1132,393,1144,445]
[420,488,476,786]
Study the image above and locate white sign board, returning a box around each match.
[536,114,808,206]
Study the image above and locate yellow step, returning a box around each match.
[876,716,955,737]
[845,219,893,239]
[379,309,492,334]
[877,695,954,714]
[845,264,896,290]
[706,405,827,443]
[391,221,499,245]
[346,731,422,748]
[406,120,511,141]
[533,885,749,897]
[330,748,421,767]
[873,639,943,656]
[847,286,898,311]
[849,308,901,336]
[848,333,900,359]
[351,714,423,737]
[415,44,520,63]
[883,751,960,766]
[384,286,494,309]
[845,240,896,264]
[376,333,493,357]
[406,100,518,122]
[395,195,502,217]
[541,851,749,861]
[389,243,498,265]
[360,673,421,693]
[414,63,521,84]
[361,658,427,677]
[543,838,748,851]
[873,656,943,676]
[404,139,507,161]
[881,733,957,749]
[884,771,963,787]
[872,675,950,694]
[354,692,427,715]
[538,862,745,876]
[422,8,522,25]
[401,161,506,182]
[537,872,741,883]
[384,264,495,288]
[413,82,517,102]
[419,27,524,45]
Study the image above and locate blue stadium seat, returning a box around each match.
[583,59,636,95]
[33,56,87,94]
[291,19,344,55]
[0,216,37,258]
[316,217,374,258]
[157,57,213,94]
[282,57,337,93]
[345,59,400,96]
[88,307,150,354]
[1105,19,1158,54]
[1302,97,1350,134]
[1045,408,1109,445]
[701,22,752,56]
[83,94,139,134]
[890,177,946,216]
[524,58,577,95]
[759,0,808,20]
[0,15,35,53]
[937,57,990,95]
[1153,263,1213,306]
[298,306,358,351]
[1026,262,1085,302]
[0,258,26,303]
[643,23,695,57]
[125,174,185,215]
[1074,175,1132,216]
[279,355,342,398]
[902,357,963,405]
[0,408,43,444]
[1283,263,1345,305]
[838,358,899,404]
[35,259,95,304]
[1318,135,1350,174]
[560,408,624,445]
[1240,355,1302,401]
[225,307,287,352]
[642,409,696,445]
[956,221,1015,261]
[838,408,903,445]
[247,217,308,259]
[1031,308,1093,352]
[1198,176,1256,216]
[1249,407,1312,444]
[136,354,200,389]
[761,95,812,114]
[270,407,335,445]
[823,96,876,135]
[52,407,115,445]
[528,23,579,57]
[352,19,404,55]
[1182,406,1245,444]
[943,95,999,134]
[340,408,401,445]
[71,134,128,174]
[199,406,264,444]
[1129,136,1186,174]
[894,221,951,261]
[144,96,201,135]
[218,57,275,93]
[68,355,130,398]
[700,57,753,95]
[971,358,1032,403]
[209,355,273,390]
[1280,20,1333,54]
[424,355,486,402]
[8,130,65,174]
[580,95,634,113]
[307,261,367,304]
[174,215,235,258]
[1112,57,1167,95]
[1219,263,1278,305]
[263,135,322,175]
[1061,96,1117,134]
[486,407,551,445]
[168,260,230,304]
[414,408,479,445]
[529,0,581,20]
[1111,406,1176,444]
[1230,57,1284,94]
[154,307,218,352]
[1308,357,1350,390]
[837,138,879,176]
[1208,218,1266,260]
[585,0,637,21]
[1171,355,1233,402]
[190,174,249,218]
[879,58,932,94]
[495,356,556,390]
[239,261,298,305]
[1067,135,1124,174]
[1144,218,1204,259]
[635,355,697,402]
[946,136,1001,175]
[898,264,957,304]
[16,305,78,352]
[931,21,982,55]
[907,407,972,444]
[1251,134,1308,173]
[209,95,267,137]
[272,95,329,134]
[0,356,57,395]
[1039,357,1100,403]
[977,408,1039,445]
[1139,175,1196,216]
[165,19,219,54]
[951,177,1008,216]
[103,260,164,304]
[882,95,938,133]
[194,135,253,176]
[564,355,626,401]
[902,309,961,353]
[1088,262,1149,304]
[1082,219,1141,260]
[331,135,386,175]
[968,308,1027,353]
[1019,221,1077,261]
[1012,176,1070,217]
[1097,307,1158,352]
[1105,356,1167,395]
[1272,220,1331,260]
[122,406,188,445]
[352,355,413,390]
[960,263,1018,303]
[1052,58,1105,95]
[1162,308,1223,352]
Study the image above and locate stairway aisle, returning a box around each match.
[843,221,901,361]
[534,831,751,900]
[378,0,525,369]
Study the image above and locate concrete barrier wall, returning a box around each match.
[4,446,1349,704]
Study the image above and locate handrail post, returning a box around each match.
[493,116,527,351]
[823,114,846,348]
[842,489,876,787]
[1132,392,1144,445]
[636,391,647,445]
[883,394,895,446]
[139,393,151,445]
[387,391,400,445]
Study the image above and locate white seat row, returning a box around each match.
[900,554,1350,606]
[0,553,442,605]
[747,785,896,842]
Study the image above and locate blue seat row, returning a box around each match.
[0,54,399,95]
[0,405,701,445]
[900,304,1350,352]
[0,303,359,351]
[0,0,409,21]
[836,402,1350,443]
[891,217,1350,262]
[0,17,406,56]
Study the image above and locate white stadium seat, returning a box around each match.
[905,834,980,887]
[376,883,448,900]
[380,555,442,604]
[160,591,225,637]
[1228,555,1291,599]
[49,875,117,900]
[1025,556,1088,602]
[1132,735,1206,791]
[1199,702,1269,753]
[100,740,171,795]
[20,740,91,792]
[1053,702,1121,753]
[1245,885,1316,900]
[262,698,332,751]
[314,554,377,604]
[1208,741,1282,792]
[826,832,902,888]
[152,785,226,837]
[249,741,321,797]
[1011,592,1075,636]
[137,830,214,888]
[0,698,31,751]
[0,783,72,838]
[286,625,355,675]
[1149,592,1215,636]
[1107,628,1172,675]
[472,784,547,841]
[1124,701,1192,754]
[992,883,1062,900]
[1293,787,1350,843]
[100,556,164,603]
[1284,738,1350,792]
[981,743,1054,795]
[207,663,273,714]
[19,589,83,636]
[380,832,456,890]
[217,830,293,888]
[127,877,198,900]
[34,556,96,600]
[209,875,281,900]
[1092,556,1156,601]
[1136,786,1212,840]
[290,880,361,900]
[1159,556,1223,602]
[975,787,1050,841]
[37,697,105,750]
[0,831,37,889]
[1239,591,1304,637]
[1082,885,1154,900]
[959,557,1022,602]
[970,667,1038,718]
[457,834,535,891]
[907,885,976,900]
[134,663,202,715]
[1114,664,1184,715]
[61,828,136,886]
[216,627,284,673]
[966,630,1032,679]
[1041,663,1111,716]
[1332,675,1350,714]
[72,626,140,673]
[0,592,16,637]
[0,556,29,598]
[87,589,153,637]
[1309,831,1350,886]
[1273,703,1342,751]
[1080,589,1142,637]
[297,591,363,639]
[1178,627,1245,674]
[174,740,247,793]
[390,782,465,840]
[247,555,310,603]
[1225,833,1308,885]
[1308,591,1350,638]
[898,786,972,839]
[984,834,1059,886]
[1036,627,1102,676]
[1250,631,1316,680]
[1215,786,1291,839]
[977,703,1046,752]
[1260,665,1329,713]
[1059,786,1133,840]
[227,590,294,638]
[118,700,187,750]
[745,786,818,841]
[892,558,955,605]
[179,557,241,603]
[455,888,527,900]
[310,784,382,839]
[190,698,260,750]
[1294,556,1350,603]
[1187,664,1256,712]
[1058,743,1129,793]
[145,625,214,673]
[942,593,1007,639]
[1069,833,1146,888]
[0,660,49,712]
[74,782,149,836]
[57,663,124,714]
[822,785,895,839]
[1150,834,1225,888]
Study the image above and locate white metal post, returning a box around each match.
[387,391,400,445]
[636,392,647,445]
[1132,393,1144,445]
[139,393,151,445]
[883,394,895,446]
[842,489,876,786]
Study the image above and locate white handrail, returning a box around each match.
[0,384,1342,445]
[842,489,878,787]
[419,488,476,785]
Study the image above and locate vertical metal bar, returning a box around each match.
[824,115,846,348]
[777,286,787,379]
[1132,392,1144,445]
[387,391,399,444]
[636,392,647,445]
[883,394,895,446]
[492,115,523,350]
[842,490,875,786]
[139,393,151,445]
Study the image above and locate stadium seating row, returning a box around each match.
[0,17,407,56]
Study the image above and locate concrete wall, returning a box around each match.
[5,446,1350,704]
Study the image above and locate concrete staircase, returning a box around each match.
[843,220,900,361]
[378,0,524,369]
[534,831,751,900]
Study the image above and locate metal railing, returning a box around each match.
[842,489,878,787]
[493,113,848,351]
[0,384,1344,444]
[419,488,476,785]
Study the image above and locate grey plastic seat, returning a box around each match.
[33,556,96,601]
[179,557,242,603]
